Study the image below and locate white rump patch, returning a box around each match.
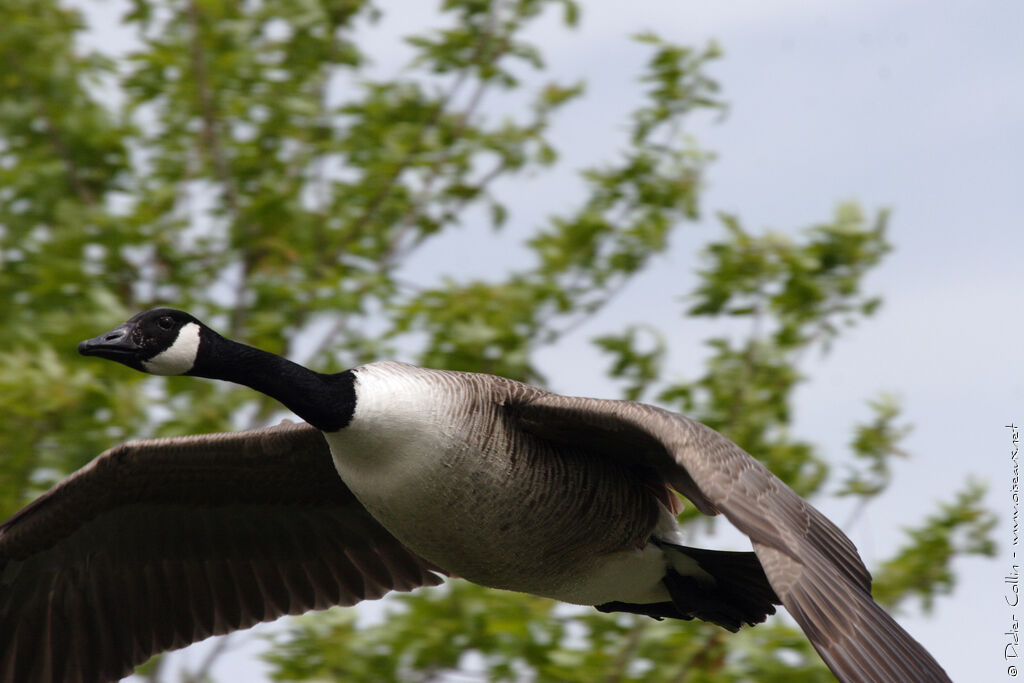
[142,322,201,375]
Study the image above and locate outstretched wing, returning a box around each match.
[511,394,949,683]
[0,421,443,683]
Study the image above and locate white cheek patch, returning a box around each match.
[142,322,201,375]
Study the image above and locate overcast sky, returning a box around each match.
[76,1,1022,680]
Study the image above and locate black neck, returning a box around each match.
[189,331,356,432]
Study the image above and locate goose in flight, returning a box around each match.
[0,308,950,682]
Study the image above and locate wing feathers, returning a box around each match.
[0,422,443,682]
[514,393,949,682]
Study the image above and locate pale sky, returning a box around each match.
[72,1,1023,681]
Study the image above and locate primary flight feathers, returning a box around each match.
[0,422,443,682]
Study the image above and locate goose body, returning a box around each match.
[330,361,673,605]
[0,309,951,682]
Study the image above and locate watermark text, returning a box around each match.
[1006,423,1021,677]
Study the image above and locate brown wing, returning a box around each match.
[0,421,443,683]
[511,394,949,683]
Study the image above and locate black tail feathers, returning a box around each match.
[596,542,780,632]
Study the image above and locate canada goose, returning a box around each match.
[0,308,949,683]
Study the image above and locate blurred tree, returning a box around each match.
[0,0,993,681]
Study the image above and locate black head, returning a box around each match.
[78,308,207,375]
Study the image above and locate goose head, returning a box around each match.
[78,308,206,376]
[78,309,356,431]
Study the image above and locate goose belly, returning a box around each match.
[323,363,668,605]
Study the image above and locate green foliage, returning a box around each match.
[594,325,666,402]
[688,205,889,350]
[0,0,994,680]
[839,394,912,500]
[399,35,720,383]
[873,480,996,611]
[266,584,837,682]
[652,208,893,499]
[266,582,563,681]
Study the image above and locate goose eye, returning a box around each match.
[157,316,174,330]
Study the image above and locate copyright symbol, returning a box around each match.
[1010,665,1018,676]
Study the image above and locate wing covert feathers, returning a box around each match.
[0,422,442,683]
[514,393,950,683]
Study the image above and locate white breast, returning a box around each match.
[326,363,454,488]
[325,362,542,581]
